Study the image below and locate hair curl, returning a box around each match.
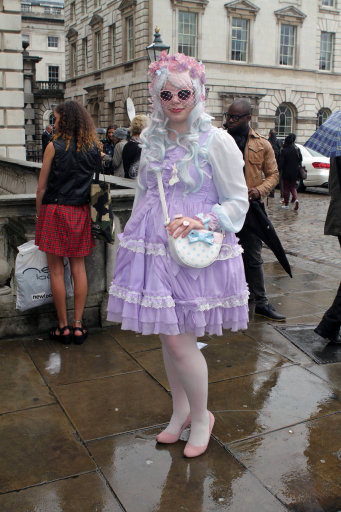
[54,100,99,152]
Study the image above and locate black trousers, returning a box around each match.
[316,236,341,337]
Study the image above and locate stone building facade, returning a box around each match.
[64,0,341,141]
[0,0,26,160]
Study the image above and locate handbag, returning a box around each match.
[15,240,73,311]
[90,167,115,244]
[156,172,224,268]
[299,166,307,180]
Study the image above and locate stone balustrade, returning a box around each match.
[0,158,136,339]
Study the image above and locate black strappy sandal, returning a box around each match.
[72,320,88,345]
[49,325,72,345]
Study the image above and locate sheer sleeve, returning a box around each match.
[207,128,249,233]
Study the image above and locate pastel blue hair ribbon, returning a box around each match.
[188,230,214,245]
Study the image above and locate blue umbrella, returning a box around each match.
[305,110,341,158]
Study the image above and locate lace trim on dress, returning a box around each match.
[196,292,249,311]
[217,243,243,260]
[119,238,167,256]
[109,284,248,312]
[120,237,243,260]
[109,284,175,308]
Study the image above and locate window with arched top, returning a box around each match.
[275,104,293,138]
[49,112,55,129]
[316,108,331,128]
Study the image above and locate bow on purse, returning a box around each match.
[188,230,214,245]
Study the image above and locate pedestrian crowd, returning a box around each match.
[34,52,340,460]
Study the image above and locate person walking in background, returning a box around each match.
[314,156,341,343]
[42,125,53,154]
[102,127,128,177]
[224,99,285,321]
[268,129,282,198]
[101,125,117,174]
[122,114,148,179]
[279,133,302,210]
[36,101,102,345]
[107,53,249,457]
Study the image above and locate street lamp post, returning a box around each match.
[146,26,170,63]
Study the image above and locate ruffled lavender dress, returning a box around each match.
[107,127,249,336]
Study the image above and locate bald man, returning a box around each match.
[224,99,285,321]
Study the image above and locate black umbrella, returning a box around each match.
[243,200,292,278]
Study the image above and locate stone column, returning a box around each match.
[0,0,26,160]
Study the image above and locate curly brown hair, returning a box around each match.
[54,100,99,152]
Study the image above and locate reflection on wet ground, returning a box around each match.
[1,191,341,511]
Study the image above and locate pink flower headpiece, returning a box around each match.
[148,52,206,85]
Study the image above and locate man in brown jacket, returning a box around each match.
[224,98,285,321]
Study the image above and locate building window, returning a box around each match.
[49,111,56,130]
[48,36,58,48]
[231,18,248,62]
[70,1,76,22]
[71,43,77,76]
[178,11,197,57]
[316,108,330,128]
[319,32,334,70]
[275,104,293,138]
[82,37,88,73]
[126,16,134,60]
[280,24,295,66]
[21,3,32,12]
[322,0,334,5]
[111,24,116,65]
[52,7,61,15]
[48,66,59,82]
[95,31,101,69]
[44,6,51,14]
[82,0,87,14]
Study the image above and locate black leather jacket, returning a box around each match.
[42,138,101,206]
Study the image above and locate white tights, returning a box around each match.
[160,333,210,447]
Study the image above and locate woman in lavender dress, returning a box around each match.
[107,53,249,458]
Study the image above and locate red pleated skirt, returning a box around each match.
[35,204,95,257]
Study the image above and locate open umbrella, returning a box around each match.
[305,110,341,158]
[243,201,292,278]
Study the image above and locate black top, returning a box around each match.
[122,138,142,179]
[42,138,101,206]
[279,144,302,181]
[42,131,52,154]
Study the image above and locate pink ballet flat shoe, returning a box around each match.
[183,411,215,458]
[156,415,191,444]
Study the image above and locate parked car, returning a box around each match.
[295,143,330,191]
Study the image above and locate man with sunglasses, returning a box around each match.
[224,99,285,321]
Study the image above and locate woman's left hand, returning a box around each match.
[167,216,204,239]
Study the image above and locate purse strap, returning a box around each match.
[156,172,170,226]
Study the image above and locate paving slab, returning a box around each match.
[25,331,140,386]
[0,405,95,493]
[0,340,55,414]
[264,272,336,294]
[108,325,161,353]
[228,413,341,510]
[88,427,287,512]
[208,365,341,444]
[0,472,122,512]
[307,362,341,392]
[54,371,172,441]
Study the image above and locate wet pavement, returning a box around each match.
[1,189,341,512]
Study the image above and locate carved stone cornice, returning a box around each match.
[118,0,137,11]
[274,6,306,25]
[170,0,209,11]
[66,28,78,39]
[89,13,104,27]
[224,0,259,18]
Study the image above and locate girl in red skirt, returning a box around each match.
[36,100,101,344]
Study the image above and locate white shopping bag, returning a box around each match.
[15,240,74,311]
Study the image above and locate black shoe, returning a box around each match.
[314,326,341,344]
[255,304,286,321]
